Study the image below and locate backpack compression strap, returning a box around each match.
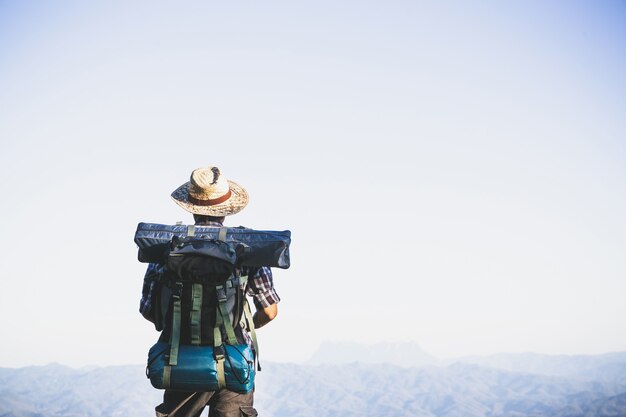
[213,276,240,391]
[213,314,227,390]
[214,227,238,344]
[213,274,255,388]
[190,283,203,345]
[213,226,234,389]
[215,280,238,345]
[163,281,183,388]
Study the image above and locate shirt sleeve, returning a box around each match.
[139,263,165,322]
[246,266,280,307]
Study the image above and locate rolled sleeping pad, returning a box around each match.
[134,222,291,268]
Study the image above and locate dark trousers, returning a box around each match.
[155,389,257,417]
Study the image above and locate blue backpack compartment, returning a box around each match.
[148,342,255,393]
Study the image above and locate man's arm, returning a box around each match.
[139,263,166,324]
[253,302,278,329]
[246,266,280,329]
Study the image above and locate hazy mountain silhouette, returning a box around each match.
[309,341,626,379]
[2,345,626,417]
[308,341,437,367]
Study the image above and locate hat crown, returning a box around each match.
[171,165,249,216]
[189,167,230,200]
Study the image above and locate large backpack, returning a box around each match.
[147,226,259,393]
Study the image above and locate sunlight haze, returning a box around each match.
[0,0,625,368]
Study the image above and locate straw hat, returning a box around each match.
[171,166,249,216]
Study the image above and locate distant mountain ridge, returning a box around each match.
[308,341,436,367]
[2,345,626,417]
[309,341,626,379]
[459,350,626,379]
[257,361,626,417]
[0,363,161,417]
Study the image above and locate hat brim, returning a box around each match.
[171,179,249,216]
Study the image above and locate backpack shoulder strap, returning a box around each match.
[242,295,261,371]
[237,275,261,371]
[215,276,239,345]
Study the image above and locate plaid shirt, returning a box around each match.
[139,222,280,323]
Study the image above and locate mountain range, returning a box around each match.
[1,343,625,417]
[310,341,626,378]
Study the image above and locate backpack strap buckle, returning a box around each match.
[216,285,227,303]
[213,345,225,360]
[171,282,183,299]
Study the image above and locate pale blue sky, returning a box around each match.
[0,0,625,367]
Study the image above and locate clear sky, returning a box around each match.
[0,0,624,368]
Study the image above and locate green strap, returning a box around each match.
[163,365,171,388]
[190,283,203,345]
[243,298,261,371]
[237,275,249,341]
[215,350,226,389]
[213,320,226,390]
[216,284,238,345]
[187,224,195,236]
[217,302,238,345]
[169,285,182,366]
[218,227,227,241]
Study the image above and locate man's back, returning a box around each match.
[138,166,282,417]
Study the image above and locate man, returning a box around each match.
[140,166,279,417]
